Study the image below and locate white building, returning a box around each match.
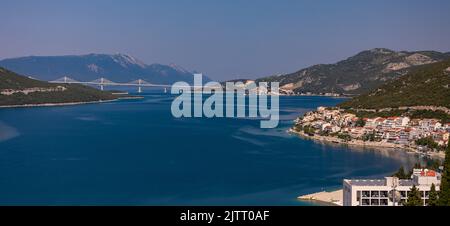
[395,117,410,127]
[343,169,440,206]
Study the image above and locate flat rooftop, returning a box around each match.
[345,179,417,187]
[346,179,385,186]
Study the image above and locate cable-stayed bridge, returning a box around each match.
[50,76,172,93]
[50,76,222,93]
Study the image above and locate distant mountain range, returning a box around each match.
[0,54,210,84]
[257,48,450,95]
[338,59,450,109]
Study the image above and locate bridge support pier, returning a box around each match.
[100,85,104,91]
[138,86,142,93]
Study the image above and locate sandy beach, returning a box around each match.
[298,190,343,206]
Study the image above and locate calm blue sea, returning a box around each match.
[0,94,418,205]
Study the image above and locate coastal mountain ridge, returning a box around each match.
[0,67,116,106]
[338,59,450,110]
[0,53,211,84]
[257,48,450,95]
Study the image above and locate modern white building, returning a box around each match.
[343,169,441,206]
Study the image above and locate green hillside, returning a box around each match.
[0,67,116,106]
[339,59,450,109]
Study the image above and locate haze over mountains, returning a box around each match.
[0,54,210,84]
[257,48,450,95]
[1,48,449,94]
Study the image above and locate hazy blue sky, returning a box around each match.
[1,0,450,81]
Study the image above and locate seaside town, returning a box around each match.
[291,107,450,155]
[294,107,450,206]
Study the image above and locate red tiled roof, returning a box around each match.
[420,170,436,177]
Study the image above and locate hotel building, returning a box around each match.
[343,169,441,206]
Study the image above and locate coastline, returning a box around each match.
[295,126,447,206]
[289,128,445,160]
[280,94,351,98]
[0,99,119,109]
[0,95,145,109]
[291,127,444,206]
[117,96,145,100]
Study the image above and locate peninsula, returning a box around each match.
[0,67,123,107]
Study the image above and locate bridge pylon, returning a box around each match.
[98,77,107,91]
[138,79,142,93]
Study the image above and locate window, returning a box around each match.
[400,191,406,198]
[361,199,370,206]
[371,191,380,198]
[380,199,388,206]
[362,191,370,198]
[357,191,361,201]
[371,199,379,206]
[380,191,388,198]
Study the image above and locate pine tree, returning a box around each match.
[428,183,438,206]
[405,185,423,206]
[439,140,450,206]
